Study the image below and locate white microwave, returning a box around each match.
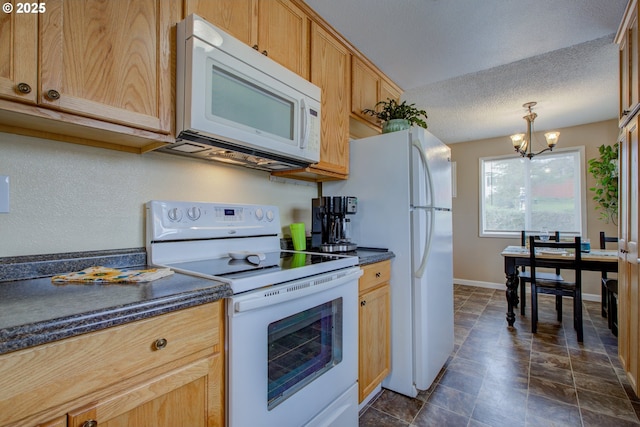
[164,14,322,171]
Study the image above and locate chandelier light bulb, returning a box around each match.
[544,131,560,148]
[510,133,525,149]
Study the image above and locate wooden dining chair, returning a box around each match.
[600,231,619,335]
[529,236,583,342]
[518,230,562,315]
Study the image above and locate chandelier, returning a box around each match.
[510,102,560,159]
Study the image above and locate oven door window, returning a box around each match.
[267,298,343,410]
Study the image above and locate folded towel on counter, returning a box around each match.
[52,266,173,284]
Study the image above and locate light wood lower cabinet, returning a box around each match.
[358,260,391,402]
[0,301,224,427]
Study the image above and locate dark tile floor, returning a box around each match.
[359,284,640,427]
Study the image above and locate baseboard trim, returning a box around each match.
[454,278,601,302]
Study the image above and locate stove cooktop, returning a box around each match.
[163,250,358,294]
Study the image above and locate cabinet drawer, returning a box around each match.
[359,260,391,294]
[0,301,221,426]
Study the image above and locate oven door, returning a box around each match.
[227,267,361,427]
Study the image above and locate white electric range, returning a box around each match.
[146,200,361,427]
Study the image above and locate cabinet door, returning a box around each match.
[68,358,214,427]
[310,22,350,176]
[380,78,402,107]
[351,57,380,126]
[628,117,640,393]
[258,0,309,79]
[620,8,639,125]
[619,115,640,394]
[38,0,174,134]
[184,0,257,47]
[37,417,67,427]
[359,283,390,402]
[0,3,37,103]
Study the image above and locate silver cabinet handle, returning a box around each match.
[46,89,60,100]
[16,82,31,94]
[153,338,168,350]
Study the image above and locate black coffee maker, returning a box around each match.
[311,196,357,252]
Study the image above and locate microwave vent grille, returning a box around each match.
[156,130,312,172]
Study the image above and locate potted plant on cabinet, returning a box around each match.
[362,99,428,133]
[588,142,619,224]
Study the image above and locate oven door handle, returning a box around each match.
[233,268,363,313]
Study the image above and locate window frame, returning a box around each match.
[478,146,587,238]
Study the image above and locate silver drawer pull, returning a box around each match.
[81,420,98,427]
[153,338,168,350]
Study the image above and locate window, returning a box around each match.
[480,148,586,237]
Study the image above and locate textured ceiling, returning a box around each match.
[305,0,628,144]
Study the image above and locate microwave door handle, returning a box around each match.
[300,98,310,149]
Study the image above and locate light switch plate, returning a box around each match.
[0,176,9,213]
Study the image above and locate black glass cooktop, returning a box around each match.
[165,250,354,280]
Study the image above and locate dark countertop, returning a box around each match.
[0,246,393,356]
[0,248,231,356]
[355,247,395,265]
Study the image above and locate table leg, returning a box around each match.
[505,272,519,326]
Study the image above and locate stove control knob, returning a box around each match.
[255,208,264,220]
[266,210,275,222]
[167,207,183,222]
[186,206,201,221]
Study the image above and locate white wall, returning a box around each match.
[0,132,317,257]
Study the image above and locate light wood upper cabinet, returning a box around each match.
[257,0,309,80]
[0,0,179,152]
[0,3,37,104]
[186,0,309,79]
[351,56,402,129]
[358,261,391,403]
[309,22,350,177]
[380,79,402,109]
[0,0,402,172]
[272,20,350,181]
[351,58,380,127]
[185,0,257,46]
[619,4,639,126]
[39,0,173,133]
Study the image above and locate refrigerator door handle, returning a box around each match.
[413,139,435,278]
[416,207,434,278]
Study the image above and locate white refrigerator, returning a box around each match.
[324,127,454,398]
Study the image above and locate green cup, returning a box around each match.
[289,223,306,251]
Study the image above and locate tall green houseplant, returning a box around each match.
[588,142,619,224]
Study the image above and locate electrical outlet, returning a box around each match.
[0,176,9,213]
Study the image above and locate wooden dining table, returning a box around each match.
[500,246,618,326]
